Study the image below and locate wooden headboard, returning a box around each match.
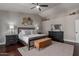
[18,27,35,34]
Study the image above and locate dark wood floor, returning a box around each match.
[0,42,24,56]
[73,43,79,56]
[0,42,79,56]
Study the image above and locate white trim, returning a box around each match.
[64,39,76,43]
[74,19,79,43]
[64,39,79,43]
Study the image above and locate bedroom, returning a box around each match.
[0,3,79,56]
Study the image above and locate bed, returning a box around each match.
[18,27,47,50]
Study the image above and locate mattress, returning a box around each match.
[18,34,47,44]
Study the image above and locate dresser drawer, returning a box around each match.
[6,35,18,39]
[48,31,64,42]
[6,35,18,46]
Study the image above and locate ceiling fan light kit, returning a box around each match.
[31,3,48,11]
[36,5,40,9]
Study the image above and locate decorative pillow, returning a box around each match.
[21,30,25,35]
[20,30,36,35]
[24,30,32,35]
[31,30,37,34]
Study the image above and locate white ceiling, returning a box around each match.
[0,3,60,14]
[1,3,79,19]
[39,3,79,18]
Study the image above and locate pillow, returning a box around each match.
[20,30,31,36]
[21,30,25,35]
[24,30,31,35]
[18,30,25,39]
[31,30,37,34]
[20,30,36,35]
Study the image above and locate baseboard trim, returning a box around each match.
[64,40,79,44]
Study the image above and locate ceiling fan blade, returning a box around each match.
[32,3,37,5]
[39,8,41,11]
[40,5,48,7]
[31,6,36,9]
[37,3,39,5]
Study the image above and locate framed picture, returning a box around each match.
[22,17,33,26]
[54,24,62,31]
[50,24,62,31]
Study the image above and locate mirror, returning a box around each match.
[51,24,62,31]
[54,24,61,30]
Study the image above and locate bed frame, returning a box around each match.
[18,27,47,50]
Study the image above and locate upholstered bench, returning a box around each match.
[34,38,52,50]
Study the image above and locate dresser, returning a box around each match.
[48,31,64,42]
[6,35,18,46]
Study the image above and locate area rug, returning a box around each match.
[18,41,74,56]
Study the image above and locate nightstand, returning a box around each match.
[6,35,18,46]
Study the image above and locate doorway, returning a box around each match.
[75,20,79,43]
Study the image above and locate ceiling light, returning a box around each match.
[36,5,40,9]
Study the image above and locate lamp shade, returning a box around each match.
[34,24,39,30]
[9,24,14,29]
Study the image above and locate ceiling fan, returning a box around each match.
[31,3,48,11]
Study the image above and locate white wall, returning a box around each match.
[41,4,79,43]
[42,15,79,42]
[0,11,42,44]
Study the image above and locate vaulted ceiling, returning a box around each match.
[0,3,60,14]
[0,3,79,19]
[39,3,79,19]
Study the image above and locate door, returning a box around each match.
[75,20,79,43]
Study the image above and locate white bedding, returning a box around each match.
[19,33,47,44]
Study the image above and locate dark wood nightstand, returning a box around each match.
[6,35,18,46]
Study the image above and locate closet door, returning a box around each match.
[75,20,79,43]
